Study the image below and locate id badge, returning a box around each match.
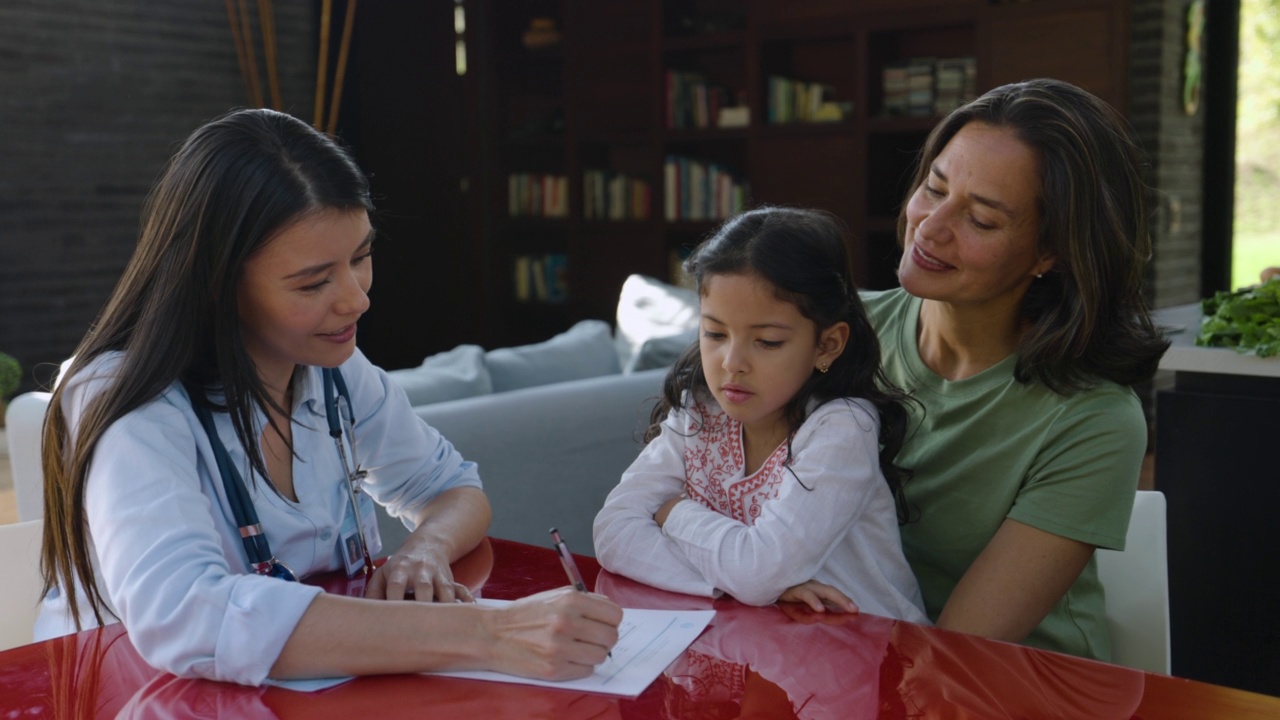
[357,490,382,558]
[339,505,366,578]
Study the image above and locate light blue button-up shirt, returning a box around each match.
[35,348,482,685]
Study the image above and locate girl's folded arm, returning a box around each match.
[592,423,717,597]
[660,409,880,605]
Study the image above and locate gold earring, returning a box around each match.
[818,363,830,374]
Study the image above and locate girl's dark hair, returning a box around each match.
[899,78,1169,393]
[649,206,915,521]
[41,109,372,626]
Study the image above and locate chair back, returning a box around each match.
[5,391,51,521]
[0,518,45,650]
[1096,489,1171,674]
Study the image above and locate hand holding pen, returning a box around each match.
[550,527,611,656]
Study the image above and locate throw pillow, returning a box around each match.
[631,328,698,372]
[386,344,493,406]
[486,319,621,393]
[614,274,700,372]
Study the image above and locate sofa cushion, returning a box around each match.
[385,344,492,406]
[486,319,620,393]
[615,274,700,373]
[631,328,698,372]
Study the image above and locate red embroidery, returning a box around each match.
[683,400,787,524]
[666,649,747,705]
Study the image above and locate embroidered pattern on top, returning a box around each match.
[683,401,788,525]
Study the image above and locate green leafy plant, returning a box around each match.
[0,351,20,399]
[1196,277,1280,357]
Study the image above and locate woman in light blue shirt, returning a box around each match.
[37,109,620,686]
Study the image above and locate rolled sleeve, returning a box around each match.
[336,351,483,529]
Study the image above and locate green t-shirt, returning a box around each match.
[864,288,1144,660]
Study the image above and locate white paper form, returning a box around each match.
[434,599,716,697]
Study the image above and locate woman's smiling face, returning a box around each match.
[898,121,1054,314]
[237,208,374,389]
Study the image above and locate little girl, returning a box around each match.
[593,206,927,623]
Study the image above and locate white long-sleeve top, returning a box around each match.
[34,348,482,685]
[593,395,927,623]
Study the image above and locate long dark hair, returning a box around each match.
[899,78,1169,393]
[41,109,372,626]
[649,206,915,521]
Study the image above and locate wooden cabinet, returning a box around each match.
[472,0,1130,346]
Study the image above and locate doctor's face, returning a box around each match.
[237,208,374,390]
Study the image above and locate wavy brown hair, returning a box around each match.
[41,109,372,627]
[898,78,1169,393]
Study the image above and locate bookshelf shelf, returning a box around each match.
[758,121,856,138]
[664,30,746,53]
[664,128,749,143]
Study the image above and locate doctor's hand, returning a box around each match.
[367,540,472,603]
[485,587,622,681]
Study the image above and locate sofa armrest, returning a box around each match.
[385,369,665,557]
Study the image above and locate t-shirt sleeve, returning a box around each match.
[1006,386,1146,551]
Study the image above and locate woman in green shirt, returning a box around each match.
[803,79,1169,660]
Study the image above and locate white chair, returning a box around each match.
[5,391,51,521]
[1095,489,1171,674]
[0,518,45,650]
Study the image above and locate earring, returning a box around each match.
[1036,273,1044,279]
[818,363,830,374]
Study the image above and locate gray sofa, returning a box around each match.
[379,368,665,557]
[6,275,695,559]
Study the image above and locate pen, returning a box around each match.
[550,527,611,658]
[549,527,588,592]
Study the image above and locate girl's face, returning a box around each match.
[699,273,846,444]
[238,208,373,390]
[898,121,1054,316]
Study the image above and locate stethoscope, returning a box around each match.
[192,367,372,581]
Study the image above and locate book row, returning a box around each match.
[582,170,653,221]
[507,173,570,218]
[665,69,749,130]
[765,75,851,124]
[663,155,750,222]
[513,253,569,304]
[882,55,977,117]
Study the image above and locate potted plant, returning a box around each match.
[0,351,20,428]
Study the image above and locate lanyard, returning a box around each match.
[192,367,368,580]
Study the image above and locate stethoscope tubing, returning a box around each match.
[193,367,359,577]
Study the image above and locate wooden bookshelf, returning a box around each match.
[473,0,1130,344]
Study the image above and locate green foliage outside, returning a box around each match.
[0,352,20,400]
[1197,277,1280,356]
[1235,0,1280,288]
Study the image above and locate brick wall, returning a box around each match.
[0,0,314,393]
[1130,0,1206,308]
